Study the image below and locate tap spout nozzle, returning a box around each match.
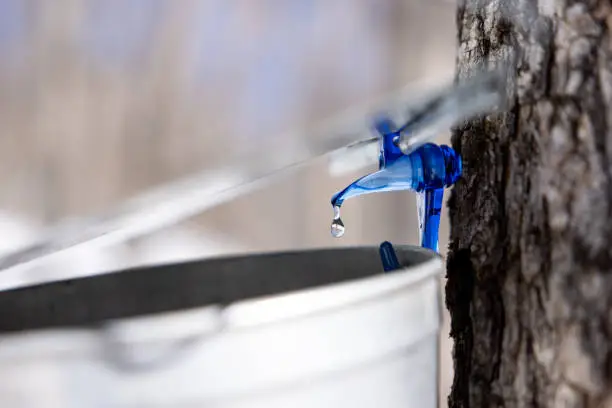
[329,117,462,248]
[331,142,460,208]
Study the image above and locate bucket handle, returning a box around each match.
[96,309,224,373]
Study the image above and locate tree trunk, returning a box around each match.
[446,1,612,407]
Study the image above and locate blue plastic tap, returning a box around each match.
[379,241,401,272]
[330,117,462,252]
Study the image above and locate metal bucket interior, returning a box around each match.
[0,245,435,332]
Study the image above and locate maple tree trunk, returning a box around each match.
[446,1,612,407]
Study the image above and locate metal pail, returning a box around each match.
[0,245,442,408]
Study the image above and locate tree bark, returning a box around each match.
[446,1,612,407]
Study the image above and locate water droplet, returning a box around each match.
[331,205,345,238]
[331,218,345,238]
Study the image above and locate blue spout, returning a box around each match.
[330,140,461,207]
[379,241,401,272]
[330,118,462,251]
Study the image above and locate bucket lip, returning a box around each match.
[119,244,437,273]
[99,246,442,344]
[0,245,442,340]
[0,246,443,358]
[0,245,436,293]
[221,247,442,329]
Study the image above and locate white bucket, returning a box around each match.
[0,245,443,408]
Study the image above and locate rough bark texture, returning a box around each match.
[446,1,612,407]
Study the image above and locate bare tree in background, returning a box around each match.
[446,1,612,407]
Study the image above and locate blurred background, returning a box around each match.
[0,0,456,403]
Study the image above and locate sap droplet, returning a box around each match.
[331,205,345,238]
[331,218,345,238]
